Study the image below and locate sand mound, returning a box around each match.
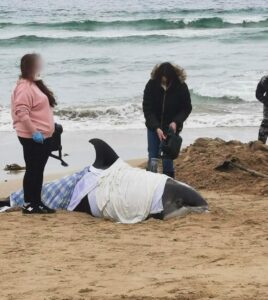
[175,138,268,195]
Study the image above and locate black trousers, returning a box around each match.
[258,105,268,144]
[19,137,51,206]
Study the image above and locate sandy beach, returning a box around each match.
[1,130,268,300]
[1,192,268,300]
[1,0,268,298]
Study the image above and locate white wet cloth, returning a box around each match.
[67,165,102,212]
[96,158,168,223]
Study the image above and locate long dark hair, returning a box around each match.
[151,62,180,86]
[20,53,57,107]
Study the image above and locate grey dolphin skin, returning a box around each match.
[89,139,208,220]
[161,179,208,220]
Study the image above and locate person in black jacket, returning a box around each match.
[143,62,192,178]
[256,75,268,143]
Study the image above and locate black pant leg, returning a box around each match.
[19,138,34,204]
[258,105,268,144]
[19,137,51,206]
[0,198,11,207]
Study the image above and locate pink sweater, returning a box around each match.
[11,79,54,138]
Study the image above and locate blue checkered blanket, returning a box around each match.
[10,167,89,209]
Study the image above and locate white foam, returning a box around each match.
[0,27,240,40]
[222,15,267,24]
[0,103,262,132]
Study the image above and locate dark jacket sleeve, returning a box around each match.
[143,80,161,130]
[256,77,268,104]
[173,83,192,127]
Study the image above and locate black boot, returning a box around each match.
[258,119,268,144]
[258,126,268,144]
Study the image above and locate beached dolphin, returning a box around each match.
[0,139,208,221]
[87,139,208,220]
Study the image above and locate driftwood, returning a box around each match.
[4,164,25,172]
[215,157,268,179]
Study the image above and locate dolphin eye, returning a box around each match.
[175,198,184,207]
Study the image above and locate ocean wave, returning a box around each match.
[0,34,181,46]
[125,7,268,16]
[0,35,65,45]
[1,17,268,31]
[58,91,259,128]
[187,17,268,28]
[2,27,267,47]
[219,29,268,42]
[191,91,246,104]
[0,96,261,132]
[54,93,248,121]
[54,103,142,120]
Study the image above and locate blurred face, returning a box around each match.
[161,76,168,87]
[33,56,43,79]
[161,76,172,90]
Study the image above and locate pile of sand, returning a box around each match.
[175,138,268,195]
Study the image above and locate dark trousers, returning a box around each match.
[147,129,174,174]
[258,105,268,144]
[19,137,51,206]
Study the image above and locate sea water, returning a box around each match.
[0,0,267,131]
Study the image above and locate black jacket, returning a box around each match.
[143,79,192,131]
[256,75,268,105]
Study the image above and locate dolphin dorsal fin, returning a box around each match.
[89,138,119,170]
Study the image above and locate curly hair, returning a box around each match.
[151,62,187,84]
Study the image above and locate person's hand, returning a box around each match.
[156,128,166,141]
[32,131,44,144]
[169,122,177,133]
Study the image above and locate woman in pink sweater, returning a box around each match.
[11,53,56,214]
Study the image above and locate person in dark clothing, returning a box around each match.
[143,62,192,178]
[256,75,268,144]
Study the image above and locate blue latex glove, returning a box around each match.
[32,131,44,144]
